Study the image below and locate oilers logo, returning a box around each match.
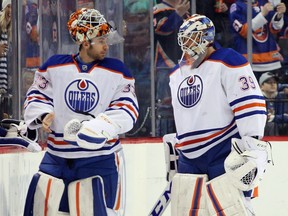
[65,79,99,113]
[178,75,203,108]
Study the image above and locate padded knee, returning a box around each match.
[68,175,118,216]
[24,172,65,216]
[206,174,250,216]
[171,173,208,216]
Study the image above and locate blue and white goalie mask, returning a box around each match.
[178,14,215,67]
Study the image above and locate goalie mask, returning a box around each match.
[178,14,215,64]
[67,8,123,45]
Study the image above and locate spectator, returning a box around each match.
[153,0,190,136]
[259,72,288,135]
[25,0,40,69]
[197,0,235,48]
[0,0,11,93]
[229,0,286,81]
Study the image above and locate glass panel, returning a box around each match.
[6,0,287,137]
[123,0,152,137]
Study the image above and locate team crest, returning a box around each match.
[177,75,203,108]
[253,25,268,43]
[64,78,99,113]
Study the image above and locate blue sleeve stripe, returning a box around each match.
[230,95,265,106]
[110,97,139,112]
[27,90,54,102]
[106,107,137,124]
[235,110,267,120]
[25,99,54,109]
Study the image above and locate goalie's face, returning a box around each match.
[81,36,109,61]
[179,31,204,58]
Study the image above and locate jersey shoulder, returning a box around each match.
[99,57,133,78]
[39,54,74,71]
[209,48,248,67]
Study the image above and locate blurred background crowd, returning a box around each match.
[0,0,288,138]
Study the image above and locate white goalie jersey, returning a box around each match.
[24,54,139,158]
[169,48,267,159]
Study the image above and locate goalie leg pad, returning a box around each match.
[68,175,117,216]
[171,173,208,216]
[206,174,250,216]
[24,172,65,216]
[163,133,179,181]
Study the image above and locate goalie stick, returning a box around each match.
[0,136,41,152]
[148,180,172,216]
[0,121,41,152]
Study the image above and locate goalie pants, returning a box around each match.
[178,137,253,198]
[38,152,118,213]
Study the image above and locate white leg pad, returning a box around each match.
[113,150,126,216]
[68,175,118,216]
[171,173,208,216]
[33,172,65,216]
[206,174,250,216]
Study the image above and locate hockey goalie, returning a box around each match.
[150,14,272,216]
[22,7,138,216]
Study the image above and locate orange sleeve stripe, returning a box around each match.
[239,23,248,38]
[26,96,50,102]
[109,102,139,118]
[233,102,266,113]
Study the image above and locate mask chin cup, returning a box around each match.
[178,51,206,73]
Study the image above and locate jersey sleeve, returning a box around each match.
[23,68,54,129]
[230,3,250,38]
[103,66,139,134]
[221,51,267,138]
